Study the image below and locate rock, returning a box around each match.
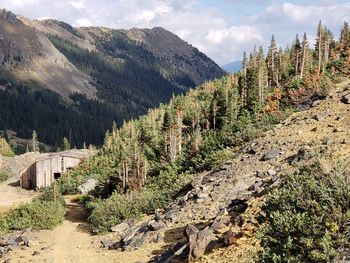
[15,236,30,247]
[267,169,277,177]
[224,226,243,245]
[241,142,258,154]
[261,149,283,161]
[311,100,322,107]
[155,242,189,263]
[149,220,166,231]
[288,146,311,164]
[228,199,248,213]
[153,233,164,243]
[110,222,129,234]
[211,216,231,235]
[0,9,17,23]
[100,239,116,249]
[341,93,350,104]
[124,232,147,251]
[188,229,215,262]
[197,192,209,200]
[77,179,98,194]
[164,210,176,223]
[32,251,40,256]
[314,114,326,121]
[247,180,263,192]
[185,224,199,238]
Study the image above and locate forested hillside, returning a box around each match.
[0,10,224,150]
[61,21,350,233]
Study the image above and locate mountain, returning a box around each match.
[0,9,225,150]
[222,60,242,73]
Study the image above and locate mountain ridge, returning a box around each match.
[0,8,225,149]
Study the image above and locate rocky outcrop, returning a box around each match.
[77,179,98,195]
[0,9,17,23]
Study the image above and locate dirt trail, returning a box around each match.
[7,198,162,263]
[0,178,37,214]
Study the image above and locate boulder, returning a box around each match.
[77,179,98,194]
[185,224,199,238]
[341,93,350,104]
[261,149,283,161]
[188,228,214,262]
[228,199,248,213]
[110,222,129,234]
[224,226,243,245]
[149,220,166,231]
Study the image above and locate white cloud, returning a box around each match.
[1,0,349,64]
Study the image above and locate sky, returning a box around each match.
[1,0,350,65]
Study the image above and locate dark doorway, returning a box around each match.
[54,173,61,180]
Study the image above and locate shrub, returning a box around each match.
[0,186,66,237]
[0,172,9,183]
[259,160,350,263]
[88,166,192,233]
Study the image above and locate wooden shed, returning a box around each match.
[20,150,90,189]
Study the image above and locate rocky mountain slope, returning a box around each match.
[0,8,225,149]
[0,9,96,98]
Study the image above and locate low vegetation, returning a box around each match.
[0,137,14,157]
[259,159,350,263]
[0,186,65,237]
[0,172,9,183]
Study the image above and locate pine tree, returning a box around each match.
[300,33,310,78]
[315,21,324,75]
[291,34,302,75]
[267,35,279,87]
[62,137,71,151]
[339,21,350,54]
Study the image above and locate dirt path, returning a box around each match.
[0,178,37,214]
[7,198,162,263]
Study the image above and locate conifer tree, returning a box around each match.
[62,137,71,151]
[300,33,310,78]
[267,35,279,87]
[315,21,324,75]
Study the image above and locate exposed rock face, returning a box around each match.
[0,9,96,99]
[188,228,215,262]
[0,9,17,23]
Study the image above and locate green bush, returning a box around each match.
[0,186,66,237]
[88,166,192,233]
[0,172,9,183]
[259,161,350,263]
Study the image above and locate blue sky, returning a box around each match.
[1,0,350,64]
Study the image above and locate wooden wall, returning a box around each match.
[21,156,83,189]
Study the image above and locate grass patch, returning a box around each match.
[0,172,9,183]
[0,186,66,237]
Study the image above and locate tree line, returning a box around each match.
[65,21,350,195]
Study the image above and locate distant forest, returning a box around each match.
[0,77,118,149]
